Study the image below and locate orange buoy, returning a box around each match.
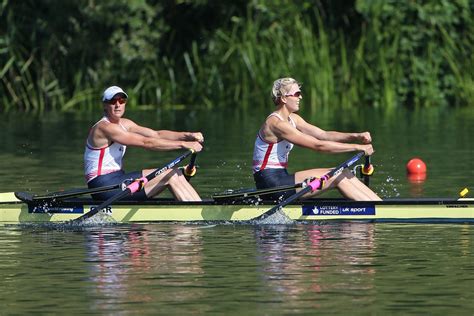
[406,158,427,175]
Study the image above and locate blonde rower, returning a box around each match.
[252,78,382,201]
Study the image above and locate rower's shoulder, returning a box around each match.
[92,120,128,138]
[289,112,304,122]
[118,117,139,129]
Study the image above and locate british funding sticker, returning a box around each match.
[29,204,84,214]
[302,204,375,216]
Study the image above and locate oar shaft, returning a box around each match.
[37,184,120,200]
[79,188,132,220]
[360,155,374,186]
[213,183,304,200]
[73,149,194,222]
[263,186,312,216]
[15,183,122,203]
[363,156,371,186]
[187,153,197,172]
[183,152,198,180]
[148,150,194,180]
[255,152,364,221]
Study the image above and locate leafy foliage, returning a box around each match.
[0,0,472,111]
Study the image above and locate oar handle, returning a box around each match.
[127,177,149,194]
[361,155,374,186]
[183,152,198,179]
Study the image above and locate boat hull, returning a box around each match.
[0,193,473,224]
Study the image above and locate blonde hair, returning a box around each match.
[271,77,301,105]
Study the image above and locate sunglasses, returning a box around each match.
[284,91,302,98]
[106,97,127,105]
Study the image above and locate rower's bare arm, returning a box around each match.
[124,119,204,144]
[156,130,204,143]
[102,124,202,152]
[127,124,203,143]
[293,114,372,144]
[273,121,373,155]
[292,114,327,139]
[125,120,165,138]
[128,125,158,137]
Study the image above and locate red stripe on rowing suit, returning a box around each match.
[259,143,273,171]
[97,148,105,176]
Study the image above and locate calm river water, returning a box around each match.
[0,106,473,314]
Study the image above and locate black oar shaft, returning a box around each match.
[213,183,304,200]
[15,184,121,203]
[187,152,197,172]
[46,184,120,198]
[183,152,198,180]
[262,186,312,217]
[363,156,371,186]
[255,152,365,221]
[73,149,194,222]
[78,188,132,221]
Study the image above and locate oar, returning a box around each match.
[15,152,198,204]
[15,152,199,204]
[254,152,365,221]
[15,184,122,203]
[72,149,195,222]
[182,152,198,181]
[361,155,374,186]
[212,183,306,201]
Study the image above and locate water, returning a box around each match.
[0,106,473,314]
[0,106,473,198]
[0,223,472,314]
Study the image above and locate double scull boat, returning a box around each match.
[0,192,472,224]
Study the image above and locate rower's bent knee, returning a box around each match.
[167,168,189,186]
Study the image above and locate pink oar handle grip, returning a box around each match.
[308,175,329,192]
[128,177,149,194]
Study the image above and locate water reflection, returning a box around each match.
[254,224,377,309]
[84,225,205,312]
[0,223,473,314]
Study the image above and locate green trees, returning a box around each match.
[1,0,472,111]
[355,0,473,107]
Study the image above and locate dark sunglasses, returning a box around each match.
[284,91,302,98]
[106,97,127,105]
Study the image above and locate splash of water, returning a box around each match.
[256,207,295,225]
[379,176,401,198]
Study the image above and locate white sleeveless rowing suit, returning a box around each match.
[252,113,296,173]
[84,117,127,182]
